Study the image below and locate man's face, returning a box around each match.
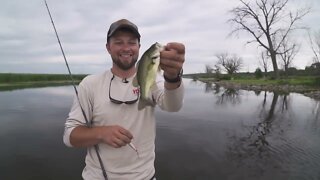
[106,30,140,70]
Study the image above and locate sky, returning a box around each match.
[0,0,319,74]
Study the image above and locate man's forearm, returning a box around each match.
[69,126,102,148]
[164,81,181,90]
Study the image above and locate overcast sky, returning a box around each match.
[1,0,319,74]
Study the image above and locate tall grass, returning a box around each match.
[230,75,320,87]
[0,73,87,83]
[186,72,320,88]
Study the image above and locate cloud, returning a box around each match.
[0,0,319,74]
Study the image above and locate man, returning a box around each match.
[63,19,185,180]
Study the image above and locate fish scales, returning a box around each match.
[133,42,164,110]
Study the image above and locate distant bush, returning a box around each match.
[314,76,320,86]
[305,62,320,75]
[254,68,263,79]
[219,74,232,80]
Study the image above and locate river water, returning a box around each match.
[0,79,319,180]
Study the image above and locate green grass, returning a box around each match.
[0,73,87,83]
[0,81,77,91]
[229,76,320,87]
[185,73,320,88]
[0,73,87,91]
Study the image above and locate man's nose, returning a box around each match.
[121,43,131,51]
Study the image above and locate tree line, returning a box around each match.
[206,0,319,79]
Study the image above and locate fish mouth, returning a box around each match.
[155,42,164,51]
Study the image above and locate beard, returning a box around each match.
[112,56,138,70]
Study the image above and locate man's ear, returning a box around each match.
[106,43,111,53]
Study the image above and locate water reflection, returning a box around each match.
[202,82,320,179]
[311,101,320,128]
[205,82,241,105]
[1,82,319,180]
[246,92,280,149]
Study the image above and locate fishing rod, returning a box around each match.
[43,0,108,179]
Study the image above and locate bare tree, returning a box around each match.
[259,51,269,75]
[308,30,320,63]
[215,53,243,75]
[278,35,300,74]
[213,64,221,74]
[229,0,310,78]
[205,64,213,74]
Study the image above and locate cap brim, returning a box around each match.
[108,24,141,38]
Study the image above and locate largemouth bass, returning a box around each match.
[133,42,164,110]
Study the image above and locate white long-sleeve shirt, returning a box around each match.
[63,70,184,180]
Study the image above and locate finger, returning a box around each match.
[111,142,121,148]
[160,65,179,76]
[160,58,183,69]
[113,137,126,147]
[118,127,133,139]
[161,50,184,63]
[114,131,131,144]
[118,134,132,144]
[165,42,185,54]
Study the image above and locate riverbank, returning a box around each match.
[0,73,86,83]
[0,73,86,91]
[0,80,80,91]
[198,79,320,100]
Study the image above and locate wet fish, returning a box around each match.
[133,42,164,110]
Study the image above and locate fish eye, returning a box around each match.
[151,55,159,60]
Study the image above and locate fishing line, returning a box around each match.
[43,1,108,179]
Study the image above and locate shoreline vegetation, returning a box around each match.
[1,73,319,100]
[0,73,86,91]
[183,73,320,100]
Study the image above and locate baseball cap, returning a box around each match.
[107,19,141,41]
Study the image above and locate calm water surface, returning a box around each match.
[0,79,319,180]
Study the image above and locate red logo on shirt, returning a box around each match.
[133,88,140,95]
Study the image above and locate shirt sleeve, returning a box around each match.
[152,75,184,112]
[63,78,93,147]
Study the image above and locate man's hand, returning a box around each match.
[160,42,185,79]
[70,125,133,148]
[98,125,133,148]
